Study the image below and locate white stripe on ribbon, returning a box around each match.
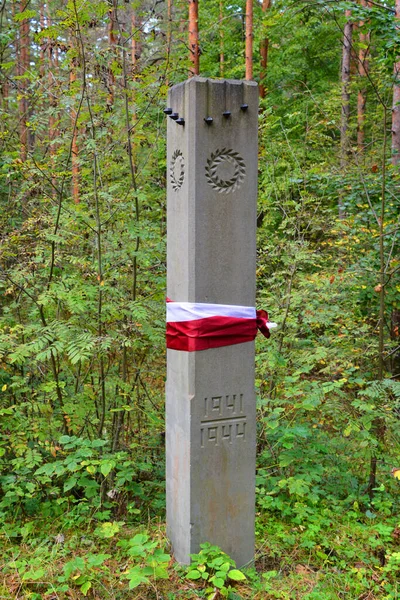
[166,301,278,329]
[167,302,256,323]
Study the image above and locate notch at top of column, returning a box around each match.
[167,78,258,128]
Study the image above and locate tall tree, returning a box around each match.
[390,0,400,380]
[392,0,400,164]
[167,0,172,79]
[0,3,10,133]
[259,0,270,98]
[339,9,353,217]
[131,9,142,74]
[107,2,117,110]
[219,0,224,77]
[357,0,370,152]
[47,4,58,159]
[18,0,30,161]
[70,50,80,204]
[245,0,253,80]
[188,0,199,75]
[39,3,45,79]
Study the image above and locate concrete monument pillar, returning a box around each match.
[166,77,258,567]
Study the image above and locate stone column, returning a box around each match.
[166,77,258,567]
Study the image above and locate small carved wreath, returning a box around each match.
[205,148,246,194]
[170,149,185,191]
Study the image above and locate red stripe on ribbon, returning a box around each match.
[166,306,270,352]
[256,309,271,339]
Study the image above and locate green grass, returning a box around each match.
[1,507,399,599]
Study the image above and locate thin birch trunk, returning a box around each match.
[367,107,388,499]
[107,5,117,110]
[111,3,142,448]
[131,10,140,171]
[166,0,172,82]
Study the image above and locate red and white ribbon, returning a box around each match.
[166,299,276,352]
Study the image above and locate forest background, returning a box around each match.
[1,0,400,598]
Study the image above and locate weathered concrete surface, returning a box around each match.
[166,78,258,567]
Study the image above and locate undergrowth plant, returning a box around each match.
[184,543,247,599]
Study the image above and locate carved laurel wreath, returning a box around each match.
[170,149,185,191]
[205,148,246,194]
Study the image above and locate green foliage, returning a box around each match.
[118,533,171,589]
[184,543,247,599]
[59,553,111,596]
[0,0,400,597]
[0,432,165,527]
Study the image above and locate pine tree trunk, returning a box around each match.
[392,0,400,164]
[259,0,271,98]
[357,0,369,152]
[47,4,59,200]
[47,5,58,157]
[39,4,45,79]
[219,1,224,77]
[1,55,9,129]
[18,0,29,161]
[1,79,8,121]
[350,22,358,76]
[339,9,353,218]
[391,309,400,376]
[390,0,400,377]
[245,0,253,80]
[188,0,199,76]
[131,12,142,74]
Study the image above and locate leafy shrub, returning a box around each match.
[184,543,247,599]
